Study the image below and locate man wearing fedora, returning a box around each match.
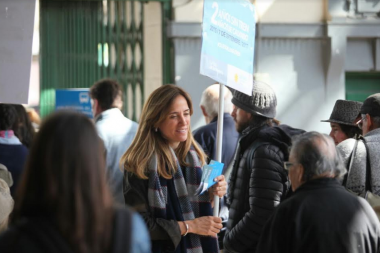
[223,80,304,253]
[337,93,380,197]
[321,99,362,145]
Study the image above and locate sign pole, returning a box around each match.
[213,83,225,217]
[199,0,256,216]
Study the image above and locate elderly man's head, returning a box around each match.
[287,132,346,191]
[200,84,233,124]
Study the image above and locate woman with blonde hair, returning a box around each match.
[122,84,226,253]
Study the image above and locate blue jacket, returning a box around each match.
[193,113,239,172]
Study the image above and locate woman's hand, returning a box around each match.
[186,216,222,238]
[209,175,227,198]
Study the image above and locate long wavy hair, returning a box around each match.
[12,111,113,253]
[121,84,206,179]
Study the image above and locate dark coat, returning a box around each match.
[224,124,304,253]
[0,207,135,253]
[256,178,380,253]
[123,171,183,252]
[0,143,28,195]
[193,113,239,172]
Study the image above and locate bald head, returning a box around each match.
[200,84,233,123]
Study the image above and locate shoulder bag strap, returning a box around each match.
[361,137,372,192]
[342,139,359,187]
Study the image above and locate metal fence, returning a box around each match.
[40,0,169,121]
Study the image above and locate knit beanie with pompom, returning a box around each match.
[231,80,277,118]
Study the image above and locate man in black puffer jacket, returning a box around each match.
[223,80,304,253]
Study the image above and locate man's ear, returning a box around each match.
[200,105,208,118]
[113,95,123,110]
[92,99,101,117]
[297,164,305,184]
[367,113,373,130]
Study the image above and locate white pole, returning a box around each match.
[213,83,225,217]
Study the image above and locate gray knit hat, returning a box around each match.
[231,80,277,118]
[321,99,363,126]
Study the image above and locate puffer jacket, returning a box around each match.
[223,124,305,253]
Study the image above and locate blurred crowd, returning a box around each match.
[0,79,380,253]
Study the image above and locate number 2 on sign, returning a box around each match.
[211,2,218,26]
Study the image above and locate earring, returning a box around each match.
[154,128,158,132]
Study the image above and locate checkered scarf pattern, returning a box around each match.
[147,147,218,253]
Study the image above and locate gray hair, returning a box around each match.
[200,84,233,119]
[291,131,346,181]
[372,116,380,128]
[362,114,380,129]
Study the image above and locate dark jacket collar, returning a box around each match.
[239,124,305,157]
[295,178,342,193]
[210,113,233,124]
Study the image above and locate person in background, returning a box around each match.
[223,81,304,253]
[193,83,239,250]
[321,99,362,145]
[0,104,28,196]
[26,107,41,131]
[193,83,239,173]
[0,111,150,253]
[90,79,138,205]
[12,104,36,148]
[122,84,226,253]
[337,93,380,196]
[256,132,380,253]
[0,164,14,233]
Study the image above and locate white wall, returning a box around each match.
[173,0,327,23]
[0,0,36,104]
[144,2,162,102]
[255,0,327,23]
[256,38,333,134]
[174,36,336,134]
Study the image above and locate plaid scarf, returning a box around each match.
[148,146,219,253]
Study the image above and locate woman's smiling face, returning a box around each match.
[158,95,190,149]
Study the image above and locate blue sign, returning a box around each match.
[55,89,93,118]
[200,0,255,95]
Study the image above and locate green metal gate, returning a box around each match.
[40,0,172,121]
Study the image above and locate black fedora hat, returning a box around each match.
[321,99,363,126]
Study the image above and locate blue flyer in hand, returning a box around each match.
[195,160,224,196]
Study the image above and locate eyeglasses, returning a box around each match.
[356,119,363,130]
[356,114,366,130]
[284,162,297,171]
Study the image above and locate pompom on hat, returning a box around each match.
[230,80,277,118]
[321,100,363,126]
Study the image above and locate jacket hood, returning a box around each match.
[241,124,305,159]
[258,124,305,158]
